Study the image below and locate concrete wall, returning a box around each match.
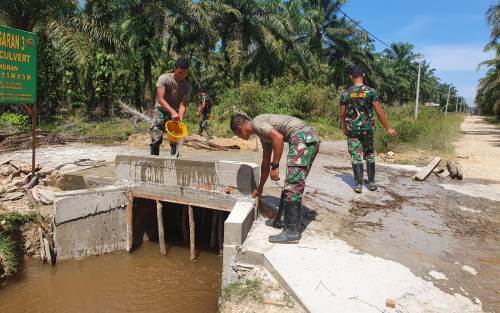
[115,154,259,195]
[54,186,128,259]
[221,200,255,287]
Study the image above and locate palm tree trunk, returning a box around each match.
[143,54,153,109]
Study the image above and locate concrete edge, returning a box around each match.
[224,200,255,245]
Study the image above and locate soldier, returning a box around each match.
[150,58,192,157]
[230,114,320,244]
[197,91,213,139]
[339,65,397,193]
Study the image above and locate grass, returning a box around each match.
[222,278,263,304]
[0,212,36,281]
[40,111,150,141]
[374,108,464,155]
[485,116,500,126]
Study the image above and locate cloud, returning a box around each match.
[397,17,430,37]
[421,44,493,72]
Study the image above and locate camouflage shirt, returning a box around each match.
[340,85,379,134]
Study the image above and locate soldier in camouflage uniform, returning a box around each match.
[340,65,397,193]
[230,114,320,244]
[150,58,192,157]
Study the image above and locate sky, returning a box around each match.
[343,0,495,105]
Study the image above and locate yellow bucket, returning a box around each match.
[165,120,188,143]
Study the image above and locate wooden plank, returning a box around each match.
[413,157,441,181]
[188,205,196,261]
[126,193,134,251]
[210,210,217,248]
[131,190,233,212]
[181,207,189,242]
[156,201,167,255]
[254,196,260,220]
[218,211,224,255]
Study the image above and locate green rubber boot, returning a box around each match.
[268,200,301,244]
[265,191,285,229]
[367,161,377,191]
[352,163,363,193]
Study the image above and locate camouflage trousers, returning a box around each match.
[284,130,320,204]
[198,114,212,138]
[150,107,170,146]
[347,132,375,164]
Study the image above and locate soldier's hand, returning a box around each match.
[252,188,263,198]
[270,168,280,181]
[387,128,398,137]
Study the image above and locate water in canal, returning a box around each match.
[0,242,221,313]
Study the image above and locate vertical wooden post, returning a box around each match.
[254,196,259,220]
[156,201,166,255]
[181,206,189,242]
[188,205,196,261]
[218,211,224,255]
[210,210,217,248]
[126,193,134,251]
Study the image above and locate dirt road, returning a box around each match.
[455,116,500,182]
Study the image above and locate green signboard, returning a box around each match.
[0,25,37,104]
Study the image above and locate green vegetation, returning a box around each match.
[375,108,464,154]
[0,212,36,280]
[40,112,150,141]
[222,278,263,304]
[1,0,467,125]
[485,116,500,126]
[0,113,29,130]
[476,4,499,118]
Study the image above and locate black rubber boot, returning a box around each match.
[265,191,285,229]
[352,163,363,193]
[150,143,160,156]
[170,143,177,157]
[366,161,377,191]
[268,200,301,244]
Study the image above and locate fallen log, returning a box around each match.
[184,137,240,151]
[447,160,463,180]
[413,157,441,181]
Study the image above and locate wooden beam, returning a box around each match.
[188,205,196,261]
[181,207,189,242]
[126,193,134,251]
[413,157,441,181]
[131,190,233,212]
[156,201,167,255]
[218,211,224,255]
[210,210,217,248]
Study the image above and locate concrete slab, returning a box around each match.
[241,221,483,313]
[54,185,128,225]
[53,186,128,259]
[115,154,259,195]
[224,200,255,245]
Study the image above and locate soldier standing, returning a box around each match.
[230,114,320,244]
[339,65,397,193]
[150,58,192,157]
[197,91,213,139]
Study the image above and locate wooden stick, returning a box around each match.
[218,211,224,255]
[254,196,260,220]
[210,210,217,248]
[188,205,196,261]
[156,201,166,255]
[126,193,134,251]
[181,207,189,242]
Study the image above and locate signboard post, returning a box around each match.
[0,26,38,178]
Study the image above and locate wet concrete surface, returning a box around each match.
[301,156,500,312]
[0,242,221,313]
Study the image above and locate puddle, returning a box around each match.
[0,242,221,313]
